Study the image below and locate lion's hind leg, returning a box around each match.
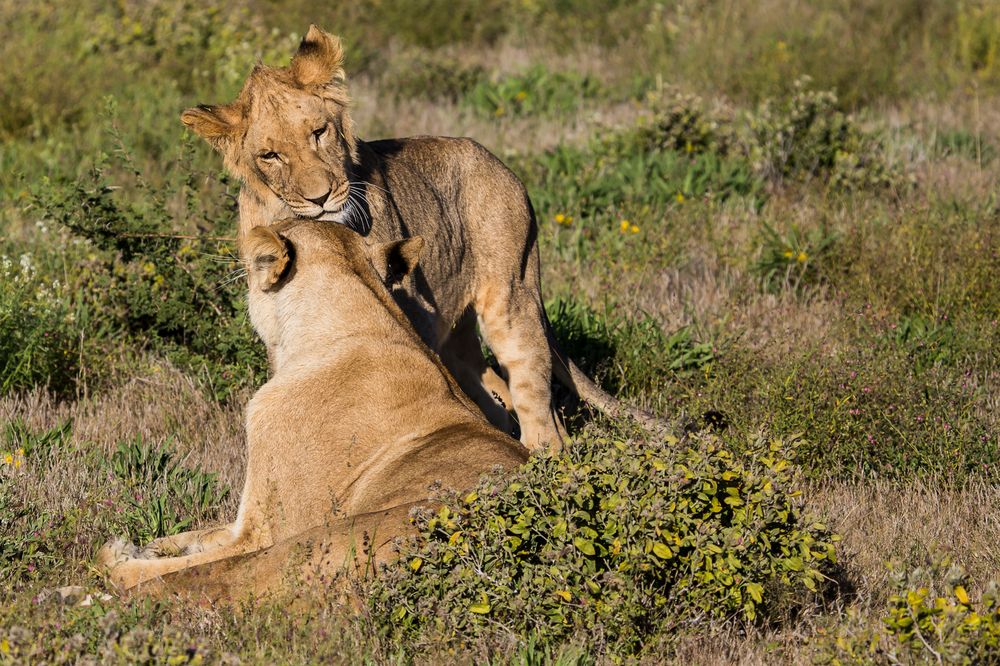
[477,285,565,453]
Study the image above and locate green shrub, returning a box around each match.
[35,138,266,401]
[626,91,736,157]
[370,433,839,658]
[745,78,902,191]
[0,251,80,396]
[814,559,1000,665]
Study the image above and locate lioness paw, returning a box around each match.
[96,538,140,571]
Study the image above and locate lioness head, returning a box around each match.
[243,221,424,350]
[181,26,359,223]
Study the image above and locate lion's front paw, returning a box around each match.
[96,538,139,572]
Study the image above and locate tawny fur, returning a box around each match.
[180,25,659,451]
[97,221,528,600]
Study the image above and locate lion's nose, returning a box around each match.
[306,190,331,206]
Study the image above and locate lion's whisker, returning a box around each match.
[348,179,389,196]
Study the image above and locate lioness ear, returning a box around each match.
[379,237,425,287]
[245,226,292,291]
[180,104,242,150]
[290,25,346,87]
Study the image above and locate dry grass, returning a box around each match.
[1,360,246,522]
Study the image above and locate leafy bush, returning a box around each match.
[626,91,737,157]
[371,433,839,658]
[814,559,1000,664]
[35,140,266,401]
[0,252,80,396]
[746,78,902,191]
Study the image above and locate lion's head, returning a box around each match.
[181,26,359,223]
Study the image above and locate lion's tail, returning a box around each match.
[543,316,666,432]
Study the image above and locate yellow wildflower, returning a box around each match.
[796,251,808,263]
[675,192,685,203]
[783,250,794,258]
[685,141,694,153]
[494,106,505,117]
[620,220,630,233]
[554,213,565,224]
[514,90,528,102]
[3,453,11,465]
[13,458,20,469]
[630,224,640,234]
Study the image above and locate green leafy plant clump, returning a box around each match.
[814,559,1000,665]
[110,435,229,544]
[0,252,80,396]
[35,141,267,401]
[371,433,839,658]
[746,78,905,192]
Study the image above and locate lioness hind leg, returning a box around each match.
[477,288,564,453]
[439,310,515,434]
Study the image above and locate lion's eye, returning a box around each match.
[312,125,327,140]
[259,151,280,161]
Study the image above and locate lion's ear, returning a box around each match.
[180,104,242,150]
[290,25,346,87]
[245,226,292,291]
[377,236,424,287]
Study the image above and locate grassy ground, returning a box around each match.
[2,1,1000,663]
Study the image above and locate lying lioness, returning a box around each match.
[98,220,528,599]
[181,25,660,451]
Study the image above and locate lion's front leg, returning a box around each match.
[134,525,236,558]
[98,520,263,592]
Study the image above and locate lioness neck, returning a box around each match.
[268,267,417,373]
